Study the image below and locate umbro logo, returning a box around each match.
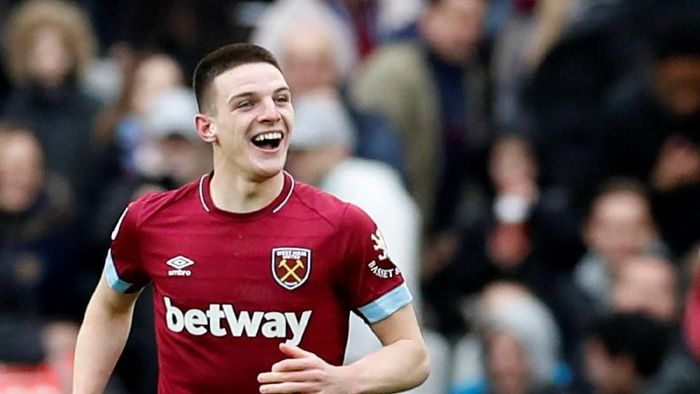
[167,256,194,277]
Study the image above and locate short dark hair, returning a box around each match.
[586,177,650,217]
[192,43,282,113]
[648,3,700,62]
[587,312,671,378]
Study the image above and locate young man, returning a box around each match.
[72,43,430,393]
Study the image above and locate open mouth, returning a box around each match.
[251,131,283,150]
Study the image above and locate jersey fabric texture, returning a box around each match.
[105,172,412,393]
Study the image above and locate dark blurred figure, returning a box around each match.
[424,135,554,337]
[0,125,80,392]
[521,1,646,270]
[605,1,700,257]
[573,180,667,316]
[89,0,244,76]
[1,0,102,213]
[351,0,492,278]
[583,312,672,394]
[610,254,700,394]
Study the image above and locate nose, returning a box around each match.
[257,97,281,123]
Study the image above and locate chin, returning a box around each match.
[252,160,286,179]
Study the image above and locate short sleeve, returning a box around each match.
[342,204,413,324]
[104,201,150,293]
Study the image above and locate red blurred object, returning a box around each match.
[0,363,62,394]
[685,283,700,360]
[515,0,536,12]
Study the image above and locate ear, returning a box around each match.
[195,114,218,143]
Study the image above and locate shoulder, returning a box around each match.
[126,178,200,225]
[366,41,424,65]
[357,42,428,79]
[291,181,374,230]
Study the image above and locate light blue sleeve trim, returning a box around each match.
[104,249,134,293]
[358,283,413,324]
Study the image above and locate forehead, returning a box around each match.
[212,62,288,100]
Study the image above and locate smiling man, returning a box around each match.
[72,43,429,393]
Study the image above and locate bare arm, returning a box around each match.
[73,276,141,394]
[258,304,430,393]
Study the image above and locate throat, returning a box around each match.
[209,171,285,213]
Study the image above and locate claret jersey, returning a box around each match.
[105,172,412,393]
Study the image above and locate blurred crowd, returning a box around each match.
[0,0,698,393]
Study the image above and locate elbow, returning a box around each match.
[415,346,431,386]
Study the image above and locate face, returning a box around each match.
[281,26,336,95]
[611,256,677,322]
[423,0,486,64]
[489,137,538,197]
[201,63,294,181]
[585,192,657,272]
[486,331,531,394]
[654,57,700,118]
[131,55,184,115]
[0,132,44,213]
[27,27,72,87]
[584,340,635,394]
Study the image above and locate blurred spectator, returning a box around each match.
[451,282,568,394]
[1,0,102,210]
[92,52,185,182]
[573,179,668,315]
[610,254,678,322]
[605,1,700,257]
[608,253,700,394]
[0,126,80,392]
[491,0,581,129]
[351,0,491,277]
[92,86,206,254]
[423,135,556,337]
[277,20,406,177]
[583,312,672,394]
[252,0,423,81]
[87,0,241,75]
[520,1,646,269]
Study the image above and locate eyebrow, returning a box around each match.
[226,87,291,104]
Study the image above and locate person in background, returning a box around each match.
[92,52,186,181]
[451,282,569,394]
[351,0,491,279]
[0,125,81,393]
[573,179,668,315]
[276,20,406,177]
[609,253,700,394]
[605,2,700,258]
[1,0,101,209]
[583,312,672,394]
[252,0,424,82]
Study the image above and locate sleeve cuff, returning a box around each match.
[358,283,413,324]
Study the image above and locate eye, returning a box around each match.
[274,95,290,104]
[237,100,254,109]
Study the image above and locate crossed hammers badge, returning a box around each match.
[272,248,312,290]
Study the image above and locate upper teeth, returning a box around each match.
[253,132,282,142]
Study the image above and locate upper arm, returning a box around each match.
[369,304,425,347]
[91,274,142,315]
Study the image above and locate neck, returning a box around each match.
[209,167,285,213]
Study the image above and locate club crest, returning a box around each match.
[271,248,311,290]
